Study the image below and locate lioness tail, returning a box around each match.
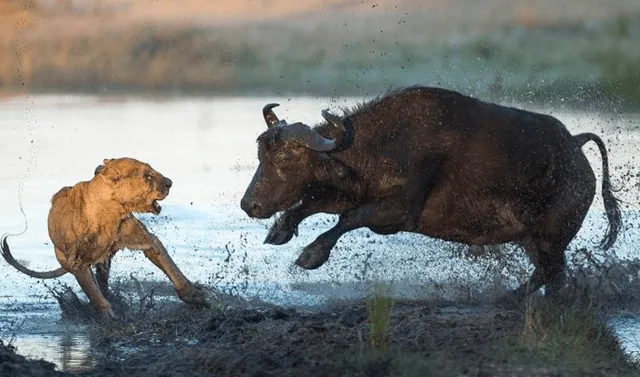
[1,234,68,279]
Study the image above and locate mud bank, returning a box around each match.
[3,288,639,377]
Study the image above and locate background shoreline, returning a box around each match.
[1,1,639,112]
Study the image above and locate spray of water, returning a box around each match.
[3,12,39,241]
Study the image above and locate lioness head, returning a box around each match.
[93,158,172,215]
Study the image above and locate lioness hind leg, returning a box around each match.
[72,267,116,319]
[95,257,112,297]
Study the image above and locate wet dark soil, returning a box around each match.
[3,285,639,377]
[1,341,68,377]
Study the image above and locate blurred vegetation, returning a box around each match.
[0,6,639,111]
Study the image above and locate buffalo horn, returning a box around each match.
[281,123,336,152]
[263,103,281,128]
[321,109,346,133]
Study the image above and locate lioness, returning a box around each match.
[1,157,208,319]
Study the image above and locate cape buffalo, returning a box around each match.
[240,86,621,299]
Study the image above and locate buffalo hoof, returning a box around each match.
[295,241,331,269]
[264,221,297,245]
[179,284,210,309]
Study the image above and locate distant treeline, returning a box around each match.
[1,16,639,112]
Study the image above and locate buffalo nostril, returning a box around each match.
[164,177,173,188]
[240,198,262,216]
[240,199,250,213]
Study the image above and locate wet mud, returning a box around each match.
[4,259,640,377]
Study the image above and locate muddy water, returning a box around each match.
[0,94,639,371]
[4,309,91,373]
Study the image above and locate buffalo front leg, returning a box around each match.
[295,201,410,269]
[118,218,209,309]
[265,198,355,245]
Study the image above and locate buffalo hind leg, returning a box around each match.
[509,240,566,298]
[534,183,592,300]
[497,235,571,309]
[514,184,592,304]
[295,201,409,269]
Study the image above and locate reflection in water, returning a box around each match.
[60,330,94,372]
[13,330,94,373]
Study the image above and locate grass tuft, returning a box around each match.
[513,301,635,373]
[366,281,395,350]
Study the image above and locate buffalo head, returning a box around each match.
[240,104,348,219]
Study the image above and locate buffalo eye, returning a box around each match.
[275,150,293,163]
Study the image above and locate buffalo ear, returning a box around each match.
[335,164,350,179]
[314,153,350,181]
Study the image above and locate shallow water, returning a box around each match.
[0,94,639,370]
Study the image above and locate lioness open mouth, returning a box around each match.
[151,199,162,214]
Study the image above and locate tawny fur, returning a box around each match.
[2,157,208,319]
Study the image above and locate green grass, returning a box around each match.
[366,281,396,350]
[352,298,639,377]
[505,302,638,375]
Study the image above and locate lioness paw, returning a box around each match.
[179,285,210,309]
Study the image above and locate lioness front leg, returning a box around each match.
[118,218,209,308]
[265,197,355,245]
[295,201,410,269]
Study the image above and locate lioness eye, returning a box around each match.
[144,172,153,180]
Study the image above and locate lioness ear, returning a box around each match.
[103,158,113,165]
[100,164,123,182]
